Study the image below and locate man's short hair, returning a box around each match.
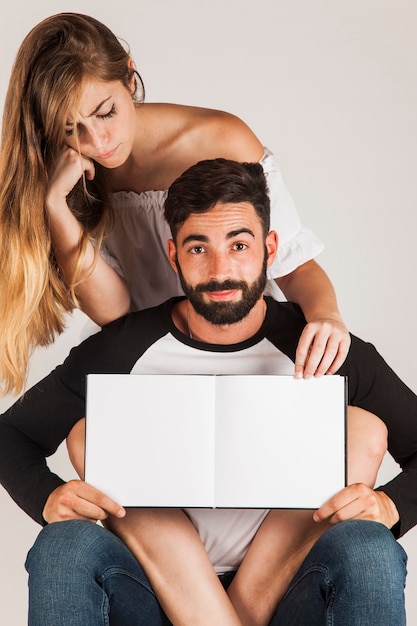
[164,158,270,240]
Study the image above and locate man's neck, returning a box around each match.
[172,298,267,345]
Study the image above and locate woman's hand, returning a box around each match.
[275,260,351,378]
[46,146,95,210]
[294,317,351,379]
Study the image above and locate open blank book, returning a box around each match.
[84,374,347,509]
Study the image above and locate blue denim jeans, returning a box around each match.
[25,518,407,625]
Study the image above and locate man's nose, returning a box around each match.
[208,251,232,281]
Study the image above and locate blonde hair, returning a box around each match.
[0,13,144,395]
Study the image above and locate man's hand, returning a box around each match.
[42,480,126,524]
[313,483,400,529]
[294,318,351,379]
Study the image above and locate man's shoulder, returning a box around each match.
[102,299,172,333]
[263,298,306,360]
[265,297,306,327]
[66,299,174,372]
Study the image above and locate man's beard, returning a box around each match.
[176,253,268,326]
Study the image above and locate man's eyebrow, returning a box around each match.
[65,96,113,126]
[181,234,209,247]
[226,228,255,239]
[181,228,255,247]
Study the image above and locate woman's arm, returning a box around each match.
[46,146,130,325]
[276,259,350,378]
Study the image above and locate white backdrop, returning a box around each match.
[1,1,416,624]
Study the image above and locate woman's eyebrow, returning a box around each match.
[86,96,112,117]
[66,96,113,126]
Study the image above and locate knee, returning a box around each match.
[66,417,86,478]
[347,407,388,486]
[364,413,388,467]
[362,414,388,484]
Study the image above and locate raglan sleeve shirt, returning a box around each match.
[1,298,417,539]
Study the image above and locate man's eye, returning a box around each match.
[190,246,205,254]
[233,243,248,251]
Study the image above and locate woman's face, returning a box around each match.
[64,78,136,169]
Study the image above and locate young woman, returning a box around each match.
[0,12,350,396]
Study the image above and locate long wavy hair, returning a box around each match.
[0,13,144,395]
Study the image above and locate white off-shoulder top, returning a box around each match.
[102,148,324,311]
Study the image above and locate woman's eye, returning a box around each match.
[98,104,117,120]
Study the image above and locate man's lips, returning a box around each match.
[205,290,239,301]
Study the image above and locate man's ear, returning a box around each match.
[167,239,178,273]
[265,231,278,268]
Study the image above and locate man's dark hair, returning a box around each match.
[164,158,270,240]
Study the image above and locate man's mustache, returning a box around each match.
[193,280,247,293]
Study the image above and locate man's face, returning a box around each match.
[168,201,278,326]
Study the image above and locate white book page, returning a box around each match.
[214,376,346,508]
[85,374,216,506]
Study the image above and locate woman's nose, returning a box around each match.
[83,125,107,152]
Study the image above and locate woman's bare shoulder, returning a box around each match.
[143,103,264,162]
[131,103,265,190]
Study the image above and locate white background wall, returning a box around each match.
[1,1,416,623]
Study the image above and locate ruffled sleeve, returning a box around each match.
[261,148,324,280]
